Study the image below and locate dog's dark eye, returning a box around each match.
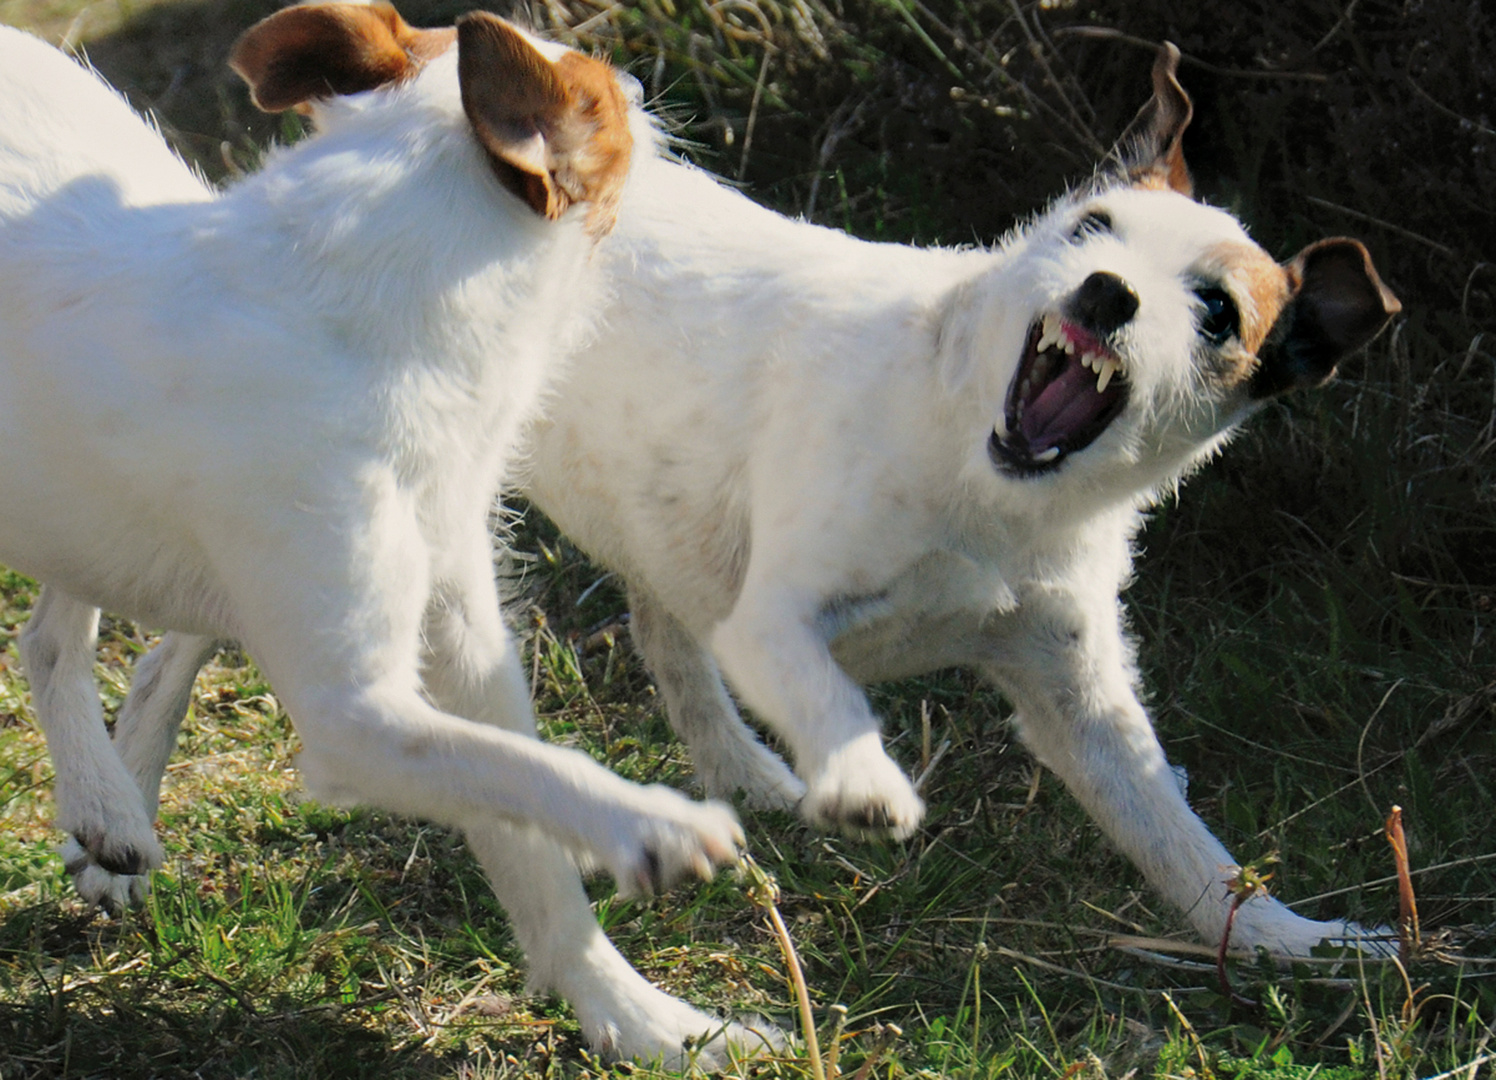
[1071,210,1113,242]
[1194,286,1239,344]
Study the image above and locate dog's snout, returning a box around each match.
[1072,271,1139,336]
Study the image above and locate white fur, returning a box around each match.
[514,160,1386,954]
[0,24,776,1066]
[30,27,1386,989]
[104,143,1383,957]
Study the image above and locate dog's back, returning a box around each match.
[0,28,208,213]
[524,155,981,629]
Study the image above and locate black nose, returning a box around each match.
[1071,271,1139,336]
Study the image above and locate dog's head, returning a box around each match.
[229,2,636,236]
[969,45,1399,495]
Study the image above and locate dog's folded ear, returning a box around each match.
[1112,42,1194,196]
[230,2,455,113]
[1249,238,1402,398]
[457,13,633,235]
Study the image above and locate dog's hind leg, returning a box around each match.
[58,631,220,908]
[465,822,780,1067]
[420,548,779,1064]
[114,633,219,822]
[19,587,165,907]
[628,585,804,810]
[982,584,1388,957]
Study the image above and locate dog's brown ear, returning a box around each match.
[231,2,455,113]
[1248,238,1401,398]
[457,12,633,236]
[1112,42,1194,196]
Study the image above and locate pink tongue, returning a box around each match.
[1021,360,1100,451]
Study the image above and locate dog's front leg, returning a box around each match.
[19,587,165,907]
[982,585,1385,957]
[628,585,804,809]
[712,592,924,838]
[318,527,739,897]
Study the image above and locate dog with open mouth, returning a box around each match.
[74,43,1397,965]
[522,42,1402,955]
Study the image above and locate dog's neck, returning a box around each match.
[239,64,597,353]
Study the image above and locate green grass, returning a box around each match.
[4,516,1492,1078]
[2,0,1495,1076]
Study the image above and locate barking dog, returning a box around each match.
[526,44,1401,955]
[53,40,1395,977]
[0,8,769,1065]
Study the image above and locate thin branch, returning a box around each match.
[1050,27,1330,83]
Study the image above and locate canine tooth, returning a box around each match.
[1034,446,1061,462]
[1096,358,1117,393]
[1037,314,1061,352]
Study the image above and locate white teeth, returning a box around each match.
[1036,313,1062,353]
[1034,314,1124,392]
[1034,447,1061,463]
[1096,358,1118,393]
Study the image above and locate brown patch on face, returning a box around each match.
[457,13,632,238]
[1196,240,1293,386]
[231,3,455,113]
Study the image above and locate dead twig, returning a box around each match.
[1050,27,1331,83]
[1218,856,1279,1009]
[1387,805,1421,966]
[742,853,825,1080]
[1306,195,1456,258]
[848,1021,902,1080]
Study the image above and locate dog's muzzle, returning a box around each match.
[989,275,1134,475]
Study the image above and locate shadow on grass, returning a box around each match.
[0,807,534,1080]
[0,893,520,1080]
[0,993,430,1080]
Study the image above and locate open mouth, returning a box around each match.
[989,313,1129,475]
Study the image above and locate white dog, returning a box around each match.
[511,46,1402,955]
[0,8,770,1065]
[45,39,1397,975]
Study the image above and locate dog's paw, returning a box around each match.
[598,787,745,898]
[577,977,783,1069]
[802,734,924,839]
[59,837,153,911]
[53,778,164,883]
[1228,900,1396,958]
